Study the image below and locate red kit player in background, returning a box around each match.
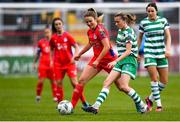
[71,8,117,112]
[33,27,57,102]
[49,17,89,107]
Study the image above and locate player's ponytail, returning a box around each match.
[114,12,136,26]
[84,8,97,19]
[126,13,136,26]
[87,8,97,13]
[87,8,104,24]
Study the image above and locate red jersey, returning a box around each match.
[38,38,51,69]
[87,24,116,60]
[50,32,76,67]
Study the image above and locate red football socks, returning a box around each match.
[56,86,64,102]
[80,93,86,104]
[51,81,57,98]
[71,84,84,108]
[36,82,43,96]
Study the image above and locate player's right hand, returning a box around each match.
[74,54,81,61]
[32,63,36,70]
[165,50,171,59]
[137,55,141,63]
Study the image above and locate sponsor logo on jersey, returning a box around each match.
[57,43,62,50]
[45,47,50,53]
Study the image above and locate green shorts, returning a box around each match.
[144,58,168,68]
[113,56,137,80]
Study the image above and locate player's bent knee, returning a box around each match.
[78,79,86,86]
[119,85,129,92]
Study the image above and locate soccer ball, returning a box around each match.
[57,100,73,115]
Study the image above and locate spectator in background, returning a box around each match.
[33,27,57,102]
[16,16,32,45]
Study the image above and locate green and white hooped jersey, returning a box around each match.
[139,16,170,59]
[116,26,138,58]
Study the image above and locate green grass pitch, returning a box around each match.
[0,74,180,121]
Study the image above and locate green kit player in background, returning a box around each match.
[138,2,171,112]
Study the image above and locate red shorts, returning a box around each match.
[38,67,55,80]
[88,56,117,73]
[54,63,77,80]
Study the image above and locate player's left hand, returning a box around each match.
[165,50,171,59]
[92,60,99,69]
[107,61,116,68]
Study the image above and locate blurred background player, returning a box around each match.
[137,35,147,76]
[138,2,171,112]
[33,27,57,102]
[83,12,148,114]
[49,17,88,107]
[71,8,117,111]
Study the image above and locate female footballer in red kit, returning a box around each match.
[33,27,57,102]
[71,8,117,111]
[49,17,88,107]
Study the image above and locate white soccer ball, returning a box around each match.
[57,100,73,115]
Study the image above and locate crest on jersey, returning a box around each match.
[64,38,68,42]
[93,34,97,39]
[159,22,164,28]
